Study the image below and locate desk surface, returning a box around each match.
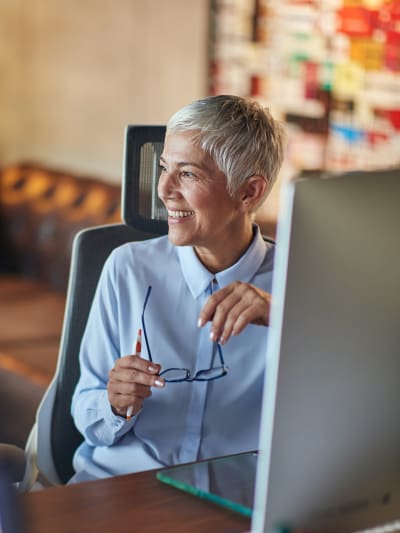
[20,468,251,533]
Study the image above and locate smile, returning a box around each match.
[167,210,194,219]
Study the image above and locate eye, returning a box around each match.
[159,164,167,174]
[181,170,198,180]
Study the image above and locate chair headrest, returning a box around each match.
[122,125,168,235]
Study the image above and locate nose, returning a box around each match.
[158,169,180,200]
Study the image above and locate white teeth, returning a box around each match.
[168,210,194,218]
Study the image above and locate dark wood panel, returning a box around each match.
[20,469,251,533]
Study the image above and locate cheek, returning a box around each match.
[181,186,210,209]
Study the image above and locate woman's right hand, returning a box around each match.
[198,281,271,345]
[107,355,165,418]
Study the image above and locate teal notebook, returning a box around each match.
[156,450,258,518]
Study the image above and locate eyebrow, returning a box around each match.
[159,156,205,170]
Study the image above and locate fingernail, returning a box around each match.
[197,317,204,328]
[219,336,225,345]
[148,365,157,372]
[154,379,165,388]
[209,331,215,341]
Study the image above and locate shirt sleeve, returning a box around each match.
[71,249,136,446]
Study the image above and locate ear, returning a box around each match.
[237,175,268,212]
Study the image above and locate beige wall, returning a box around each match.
[0,0,209,181]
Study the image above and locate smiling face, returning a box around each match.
[157,131,254,272]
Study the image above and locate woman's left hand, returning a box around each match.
[197,281,271,344]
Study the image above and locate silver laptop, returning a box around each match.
[252,168,400,532]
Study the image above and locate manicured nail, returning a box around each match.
[209,331,216,341]
[154,379,165,388]
[148,365,157,372]
[197,317,204,328]
[219,336,225,345]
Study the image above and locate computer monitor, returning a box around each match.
[252,168,400,533]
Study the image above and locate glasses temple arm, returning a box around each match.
[141,286,153,363]
[216,343,225,366]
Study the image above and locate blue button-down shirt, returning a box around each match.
[70,226,274,483]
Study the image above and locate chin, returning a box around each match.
[167,229,192,247]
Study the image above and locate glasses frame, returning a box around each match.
[141,285,228,383]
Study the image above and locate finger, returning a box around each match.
[206,281,250,341]
[107,379,153,417]
[217,301,246,343]
[109,366,165,389]
[116,354,161,375]
[113,355,163,386]
[108,378,154,399]
[224,289,271,339]
[109,395,144,418]
[227,302,267,338]
[197,285,236,327]
[208,291,244,343]
[208,283,271,343]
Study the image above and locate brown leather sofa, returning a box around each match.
[0,162,121,290]
[0,162,122,446]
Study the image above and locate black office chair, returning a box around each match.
[0,125,167,489]
[1,124,276,489]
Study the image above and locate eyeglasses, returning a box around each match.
[141,285,228,383]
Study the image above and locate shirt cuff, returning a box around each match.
[100,390,135,432]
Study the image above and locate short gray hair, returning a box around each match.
[166,94,285,206]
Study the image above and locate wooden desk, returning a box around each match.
[20,468,251,533]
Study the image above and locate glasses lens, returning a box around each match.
[160,368,191,382]
[194,366,228,381]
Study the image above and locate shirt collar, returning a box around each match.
[177,225,270,299]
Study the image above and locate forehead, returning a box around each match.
[161,131,217,171]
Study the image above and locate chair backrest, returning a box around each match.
[33,126,167,484]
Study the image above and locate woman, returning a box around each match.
[70,94,285,482]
